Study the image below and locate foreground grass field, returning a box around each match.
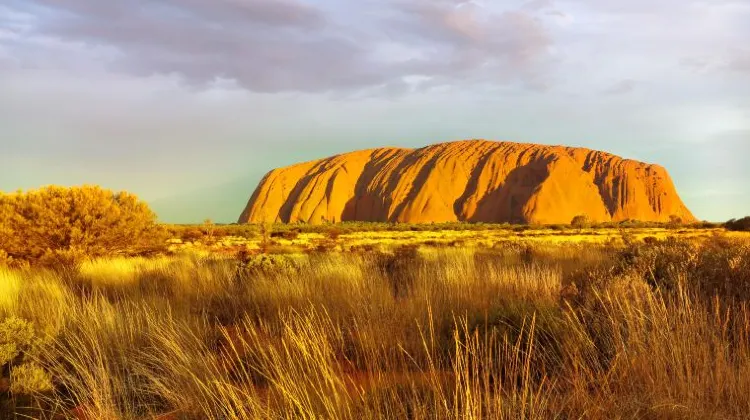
[2,231,750,419]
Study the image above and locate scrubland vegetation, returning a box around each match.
[166,218,722,243]
[163,219,731,258]
[2,186,750,419]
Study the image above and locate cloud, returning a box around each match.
[380,1,554,88]
[522,0,555,11]
[728,50,750,74]
[1,0,554,93]
[602,79,637,95]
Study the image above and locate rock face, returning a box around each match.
[239,140,696,225]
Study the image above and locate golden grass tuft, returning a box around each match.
[0,268,22,315]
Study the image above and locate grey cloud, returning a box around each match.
[381,1,553,88]
[521,0,555,12]
[565,0,731,14]
[29,0,326,29]
[729,51,750,74]
[603,79,637,95]
[22,0,368,92]
[680,51,750,78]
[388,1,551,59]
[680,57,711,71]
[3,0,555,93]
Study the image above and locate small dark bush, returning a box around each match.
[326,228,342,240]
[180,228,204,242]
[570,215,591,229]
[667,215,684,229]
[281,229,301,240]
[374,245,421,298]
[697,220,720,229]
[271,229,301,240]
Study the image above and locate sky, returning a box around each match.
[1,0,748,223]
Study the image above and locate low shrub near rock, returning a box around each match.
[570,215,591,230]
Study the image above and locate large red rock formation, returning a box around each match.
[239,140,696,224]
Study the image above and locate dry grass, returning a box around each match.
[167,226,750,256]
[2,234,750,419]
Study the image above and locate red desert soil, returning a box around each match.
[239,140,696,225]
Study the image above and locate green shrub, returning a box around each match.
[9,362,53,395]
[0,186,166,266]
[241,254,299,275]
[570,215,591,230]
[0,317,37,366]
[271,228,301,241]
[668,214,684,228]
[326,227,342,240]
[180,227,205,242]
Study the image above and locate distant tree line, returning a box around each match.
[725,217,750,232]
